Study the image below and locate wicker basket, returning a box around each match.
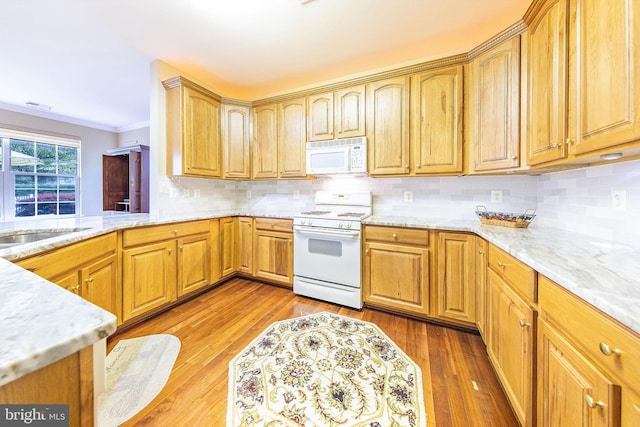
[475,205,536,228]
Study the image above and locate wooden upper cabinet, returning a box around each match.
[569,0,640,156]
[367,76,410,176]
[335,86,366,138]
[308,92,334,141]
[467,37,521,172]
[308,85,365,142]
[222,103,251,179]
[410,66,463,175]
[525,0,569,166]
[163,76,222,177]
[252,103,278,179]
[278,97,307,178]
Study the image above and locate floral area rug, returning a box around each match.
[227,312,426,426]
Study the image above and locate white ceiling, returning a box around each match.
[1,0,532,132]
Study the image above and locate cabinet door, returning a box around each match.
[367,76,410,175]
[526,0,569,166]
[468,37,521,171]
[177,233,211,297]
[436,232,475,325]
[363,241,429,316]
[222,103,251,179]
[622,389,640,427]
[569,0,640,155]
[278,97,307,178]
[475,238,489,340]
[411,66,463,174]
[81,254,119,322]
[254,230,292,286]
[183,85,222,177]
[307,92,334,142]
[538,318,621,427]
[52,271,81,296]
[252,104,278,178]
[488,269,535,426]
[122,240,177,321]
[237,217,253,274]
[335,85,366,138]
[220,217,237,277]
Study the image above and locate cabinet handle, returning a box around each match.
[585,395,605,409]
[404,164,409,169]
[551,142,562,149]
[566,138,574,145]
[599,342,622,357]
[71,285,80,294]
[173,229,178,235]
[168,248,173,254]
[365,249,369,254]
[519,319,530,328]
[180,246,184,251]
[478,250,485,254]
[511,155,518,160]
[416,164,420,168]
[85,277,93,284]
[497,262,509,267]
[392,233,398,239]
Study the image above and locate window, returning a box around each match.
[0,128,80,219]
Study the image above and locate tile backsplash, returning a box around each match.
[158,159,639,246]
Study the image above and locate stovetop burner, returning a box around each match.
[299,210,331,216]
[337,212,369,218]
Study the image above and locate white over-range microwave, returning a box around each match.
[306,136,367,176]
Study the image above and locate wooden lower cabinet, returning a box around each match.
[487,268,536,426]
[15,232,120,324]
[122,240,177,321]
[237,216,254,274]
[475,238,488,340]
[253,218,293,286]
[435,232,476,326]
[363,226,430,316]
[538,317,621,426]
[121,220,212,322]
[220,217,237,277]
[622,389,640,427]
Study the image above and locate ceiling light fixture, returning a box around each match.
[600,152,623,161]
[25,101,53,111]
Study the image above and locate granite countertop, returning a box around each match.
[0,210,638,387]
[365,215,640,336]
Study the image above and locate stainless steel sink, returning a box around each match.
[0,228,90,248]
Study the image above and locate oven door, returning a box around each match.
[293,226,361,287]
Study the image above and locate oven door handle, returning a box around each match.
[294,228,360,239]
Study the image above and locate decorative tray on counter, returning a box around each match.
[475,205,536,228]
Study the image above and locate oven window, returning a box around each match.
[308,238,342,257]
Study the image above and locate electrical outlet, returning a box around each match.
[491,190,503,203]
[293,191,299,199]
[247,190,252,199]
[404,191,413,202]
[612,190,626,211]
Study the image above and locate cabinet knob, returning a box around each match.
[416,164,420,168]
[174,229,178,235]
[566,138,574,145]
[168,248,173,254]
[392,233,398,239]
[71,285,80,294]
[365,249,369,254]
[497,261,508,268]
[404,164,409,169]
[180,246,184,251]
[585,395,605,409]
[511,155,518,160]
[478,250,485,254]
[519,319,530,328]
[599,342,622,357]
[86,277,93,283]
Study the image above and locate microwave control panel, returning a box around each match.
[350,145,367,171]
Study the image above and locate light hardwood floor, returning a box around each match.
[107,278,518,426]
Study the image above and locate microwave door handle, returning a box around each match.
[295,228,360,239]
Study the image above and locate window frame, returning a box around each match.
[0,127,81,220]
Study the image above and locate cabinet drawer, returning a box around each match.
[254,217,292,232]
[364,226,429,246]
[488,244,536,303]
[539,275,640,391]
[123,220,210,247]
[16,232,117,279]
